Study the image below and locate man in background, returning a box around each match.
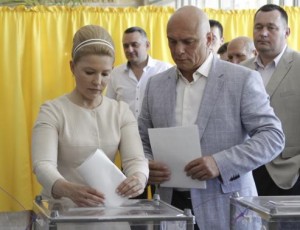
[242,4,300,195]
[106,26,172,199]
[227,36,257,64]
[209,19,224,53]
[217,41,229,61]
[106,26,172,118]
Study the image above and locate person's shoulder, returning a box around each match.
[103,96,130,110]
[37,95,69,121]
[41,95,68,109]
[148,56,173,68]
[102,96,117,106]
[286,48,300,60]
[151,58,173,67]
[149,66,176,80]
[240,57,255,67]
[285,47,299,54]
[216,57,254,73]
[110,63,127,76]
[215,58,260,80]
[275,48,300,71]
[102,96,134,117]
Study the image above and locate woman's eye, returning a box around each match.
[102,72,111,77]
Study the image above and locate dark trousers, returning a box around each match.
[253,165,300,195]
[171,190,199,230]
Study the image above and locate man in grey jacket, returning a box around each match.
[242,4,300,195]
[138,5,285,230]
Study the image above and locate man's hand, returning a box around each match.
[148,160,171,185]
[184,156,220,180]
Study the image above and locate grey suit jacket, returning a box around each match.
[242,48,300,189]
[138,56,285,230]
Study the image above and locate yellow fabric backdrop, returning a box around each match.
[0,5,299,212]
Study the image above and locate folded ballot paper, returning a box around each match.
[76,149,128,207]
[149,125,206,189]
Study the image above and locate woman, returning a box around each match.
[32,25,149,207]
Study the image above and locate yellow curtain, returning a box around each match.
[205,7,300,48]
[0,5,299,212]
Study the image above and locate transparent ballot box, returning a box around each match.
[230,196,300,230]
[32,195,195,230]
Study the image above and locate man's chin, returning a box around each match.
[176,62,190,69]
[257,47,271,53]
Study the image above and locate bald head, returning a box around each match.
[167,6,210,38]
[166,6,212,80]
[227,36,257,64]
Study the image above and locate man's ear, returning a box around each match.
[253,49,258,57]
[285,27,291,38]
[146,40,150,50]
[220,37,224,45]
[206,32,213,47]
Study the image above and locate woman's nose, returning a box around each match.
[92,74,102,84]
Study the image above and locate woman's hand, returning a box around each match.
[52,179,105,207]
[116,172,147,198]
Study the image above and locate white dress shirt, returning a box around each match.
[174,53,213,191]
[106,56,172,118]
[254,45,287,86]
[175,53,213,126]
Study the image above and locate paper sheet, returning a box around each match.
[148,125,206,189]
[76,149,128,207]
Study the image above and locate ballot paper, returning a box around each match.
[148,125,206,189]
[76,149,128,207]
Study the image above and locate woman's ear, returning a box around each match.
[70,60,75,75]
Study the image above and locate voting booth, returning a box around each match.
[230,195,300,230]
[32,195,195,230]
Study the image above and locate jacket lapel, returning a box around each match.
[266,48,293,97]
[196,57,225,139]
[164,67,178,127]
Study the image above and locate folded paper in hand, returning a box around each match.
[76,149,128,207]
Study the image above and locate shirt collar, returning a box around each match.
[125,55,151,71]
[146,56,155,67]
[254,44,287,68]
[176,52,213,81]
[198,52,213,78]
